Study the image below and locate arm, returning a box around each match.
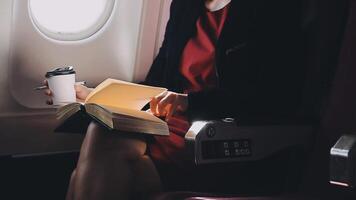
[186,0,307,122]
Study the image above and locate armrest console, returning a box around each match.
[330,135,356,188]
[185,119,314,165]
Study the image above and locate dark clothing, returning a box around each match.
[148,4,230,164]
[144,0,306,124]
[179,3,230,93]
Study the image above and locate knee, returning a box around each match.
[70,169,77,181]
[65,169,77,200]
[81,121,147,162]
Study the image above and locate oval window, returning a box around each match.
[29,0,115,41]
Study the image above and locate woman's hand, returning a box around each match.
[43,80,93,105]
[150,91,188,121]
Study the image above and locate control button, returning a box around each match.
[245,149,251,155]
[235,149,240,156]
[243,141,249,148]
[206,126,216,138]
[233,141,240,148]
[223,142,229,148]
[224,149,230,156]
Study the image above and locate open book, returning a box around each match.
[55,78,169,136]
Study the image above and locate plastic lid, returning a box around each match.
[45,66,76,78]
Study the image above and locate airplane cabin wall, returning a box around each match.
[10,0,170,109]
[0,0,172,156]
[0,0,28,115]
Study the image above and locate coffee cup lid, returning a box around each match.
[46,66,76,78]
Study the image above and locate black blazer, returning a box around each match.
[145,0,306,123]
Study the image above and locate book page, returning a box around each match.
[56,102,82,120]
[85,78,167,111]
[57,102,81,117]
[90,104,166,124]
[84,103,168,135]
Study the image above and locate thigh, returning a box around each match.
[79,121,148,163]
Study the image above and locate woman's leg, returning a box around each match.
[65,169,77,200]
[67,121,162,200]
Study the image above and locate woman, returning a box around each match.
[45,0,306,199]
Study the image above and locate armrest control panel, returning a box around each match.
[201,139,252,159]
[185,119,313,165]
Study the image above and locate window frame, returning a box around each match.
[28,0,116,41]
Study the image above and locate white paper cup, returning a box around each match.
[46,73,76,106]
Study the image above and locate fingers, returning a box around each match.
[157,93,176,116]
[43,79,53,105]
[74,83,89,91]
[74,84,84,96]
[155,91,168,102]
[74,85,91,101]
[166,103,178,121]
[150,91,167,116]
[44,89,52,96]
[46,98,53,105]
[150,91,181,121]
[150,97,158,115]
[42,79,52,97]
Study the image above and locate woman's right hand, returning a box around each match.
[43,80,93,105]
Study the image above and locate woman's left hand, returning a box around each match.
[150,91,188,121]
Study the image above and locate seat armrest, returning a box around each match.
[330,134,356,188]
[184,119,314,165]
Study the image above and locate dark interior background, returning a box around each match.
[2,0,356,199]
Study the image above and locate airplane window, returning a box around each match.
[29,0,115,41]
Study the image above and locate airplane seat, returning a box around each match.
[149,0,352,199]
[300,0,356,198]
